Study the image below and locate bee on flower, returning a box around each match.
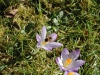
[36,26,63,51]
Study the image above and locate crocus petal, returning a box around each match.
[62,53,74,64]
[56,57,66,71]
[56,57,63,66]
[69,67,80,72]
[37,42,41,48]
[71,49,80,60]
[46,42,63,48]
[64,71,68,75]
[36,34,41,42]
[42,46,52,51]
[61,48,69,60]
[64,71,80,75]
[49,33,57,41]
[67,60,85,70]
[41,26,46,41]
[62,50,80,63]
[62,49,80,62]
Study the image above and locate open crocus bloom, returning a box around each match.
[64,71,79,75]
[56,48,85,72]
[36,26,63,51]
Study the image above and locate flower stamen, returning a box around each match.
[64,58,72,68]
[68,72,74,75]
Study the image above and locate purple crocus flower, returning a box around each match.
[56,48,85,72]
[36,26,63,51]
[64,71,79,75]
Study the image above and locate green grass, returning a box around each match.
[0,0,100,75]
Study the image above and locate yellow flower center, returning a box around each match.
[41,41,47,46]
[42,41,47,45]
[68,72,74,75]
[64,58,72,68]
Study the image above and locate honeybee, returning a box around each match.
[45,36,52,42]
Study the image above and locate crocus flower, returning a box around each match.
[56,48,85,72]
[36,26,63,51]
[64,71,79,75]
